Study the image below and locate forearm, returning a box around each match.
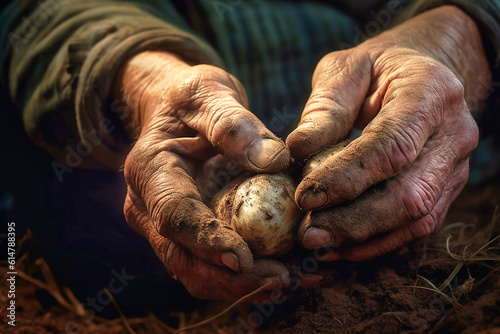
[406,0,500,68]
[1,0,223,170]
[402,0,500,116]
[376,5,491,112]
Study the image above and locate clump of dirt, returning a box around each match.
[1,184,500,334]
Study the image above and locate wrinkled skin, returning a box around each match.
[116,5,492,300]
[117,52,291,301]
[286,6,491,260]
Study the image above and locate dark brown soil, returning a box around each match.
[1,183,500,334]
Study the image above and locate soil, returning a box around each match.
[1,183,500,334]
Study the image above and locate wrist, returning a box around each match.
[113,51,190,138]
[373,5,491,110]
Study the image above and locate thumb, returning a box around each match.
[286,50,372,159]
[172,66,290,173]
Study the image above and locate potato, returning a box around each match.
[211,172,303,257]
[302,139,352,177]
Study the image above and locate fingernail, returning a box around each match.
[297,120,317,131]
[259,277,282,290]
[299,189,328,210]
[247,138,286,169]
[302,227,332,250]
[221,252,240,272]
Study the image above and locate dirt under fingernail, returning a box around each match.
[300,189,328,210]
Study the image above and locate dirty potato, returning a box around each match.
[211,172,302,257]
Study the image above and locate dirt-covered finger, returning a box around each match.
[318,161,468,261]
[296,130,426,211]
[286,50,371,160]
[296,101,440,211]
[296,61,471,211]
[166,243,291,301]
[298,140,468,250]
[170,65,290,173]
[124,142,253,272]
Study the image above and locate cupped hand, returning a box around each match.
[286,6,492,260]
[116,51,291,300]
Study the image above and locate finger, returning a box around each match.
[173,254,291,301]
[298,131,471,250]
[169,66,290,173]
[286,50,371,160]
[296,68,469,211]
[124,154,253,273]
[195,154,245,203]
[146,224,290,301]
[295,273,323,288]
[319,161,469,261]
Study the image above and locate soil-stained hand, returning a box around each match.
[117,51,291,300]
[286,6,492,260]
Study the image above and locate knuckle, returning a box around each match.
[170,65,228,109]
[124,139,166,191]
[122,191,149,235]
[400,178,438,221]
[425,65,466,118]
[452,114,479,156]
[123,197,141,226]
[384,133,417,174]
[147,174,198,234]
[149,191,181,234]
[172,65,229,103]
[209,112,258,148]
[127,159,201,237]
[315,49,369,85]
[314,51,348,84]
[123,143,146,185]
[364,129,418,178]
[443,74,465,101]
[410,214,438,239]
[169,74,202,111]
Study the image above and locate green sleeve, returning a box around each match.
[0,0,223,171]
[405,0,500,144]
[405,0,500,69]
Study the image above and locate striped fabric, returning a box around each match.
[193,0,367,137]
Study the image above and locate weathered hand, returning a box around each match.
[117,51,291,300]
[286,6,491,260]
